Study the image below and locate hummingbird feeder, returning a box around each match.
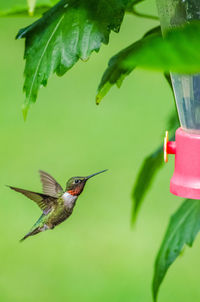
[157,0,200,199]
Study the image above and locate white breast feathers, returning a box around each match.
[62,192,77,209]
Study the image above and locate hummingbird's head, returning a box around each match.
[66,169,108,196]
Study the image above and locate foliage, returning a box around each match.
[16,0,127,118]
[0,0,57,16]
[97,22,200,103]
[121,22,200,73]
[131,72,178,223]
[153,199,200,301]
[96,26,161,104]
[131,110,178,223]
[131,144,163,224]
[1,0,200,301]
[0,0,145,16]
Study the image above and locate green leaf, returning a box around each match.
[96,26,161,104]
[131,73,178,224]
[132,145,163,223]
[97,22,200,104]
[153,199,200,302]
[131,108,179,224]
[0,0,57,16]
[122,21,200,73]
[17,0,127,118]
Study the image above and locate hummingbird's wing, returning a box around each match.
[39,170,63,198]
[8,186,56,212]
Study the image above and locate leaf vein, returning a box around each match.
[27,14,64,104]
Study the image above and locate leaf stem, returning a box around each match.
[131,7,159,21]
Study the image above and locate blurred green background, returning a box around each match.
[1,1,200,302]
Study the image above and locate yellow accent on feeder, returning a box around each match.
[164,131,169,163]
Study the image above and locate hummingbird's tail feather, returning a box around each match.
[20,227,40,242]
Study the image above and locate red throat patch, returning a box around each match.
[67,182,85,196]
[68,189,79,196]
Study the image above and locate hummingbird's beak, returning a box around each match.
[86,169,108,180]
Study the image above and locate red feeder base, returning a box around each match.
[165,127,200,199]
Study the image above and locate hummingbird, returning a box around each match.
[8,169,107,241]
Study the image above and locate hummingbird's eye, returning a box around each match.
[75,179,80,184]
